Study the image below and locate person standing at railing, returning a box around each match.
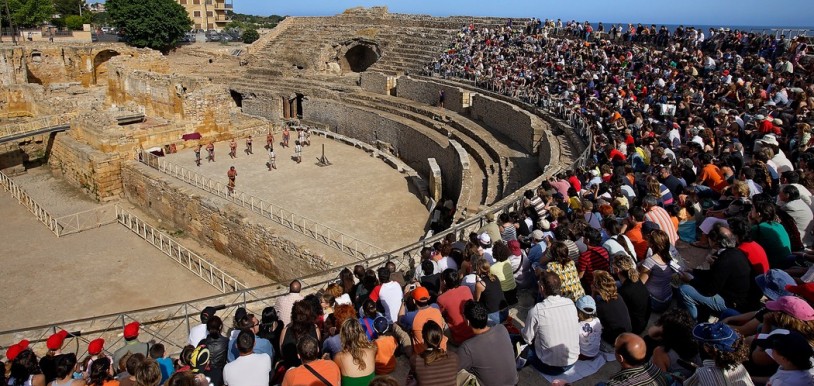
[207,143,215,163]
[227,167,237,196]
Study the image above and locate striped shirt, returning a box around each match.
[683,360,754,386]
[645,206,678,246]
[606,361,674,386]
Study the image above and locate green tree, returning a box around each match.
[241,28,259,44]
[107,0,192,52]
[91,11,109,26]
[5,0,54,28]
[64,14,84,30]
[53,0,85,17]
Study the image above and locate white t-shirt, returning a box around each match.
[378,281,403,323]
[188,323,207,346]
[223,353,271,386]
[437,256,458,272]
[577,317,603,358]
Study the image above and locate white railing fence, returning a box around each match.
[0,170,61,236]
[54,204,118,237]
[115,205,247,294]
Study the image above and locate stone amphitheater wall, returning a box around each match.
[470,94,545,154]
[302,98,464,203]
[121,162,332,281]
[395,76,466,113]
[48,133,124,201]
[359,72,390,95]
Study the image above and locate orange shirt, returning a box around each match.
[375,336,398,375]
[282,359,342,386]
[698,164,728,192]
[625,223,648,261]
[411,308,447,354]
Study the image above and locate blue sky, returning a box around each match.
[89,1,814,28]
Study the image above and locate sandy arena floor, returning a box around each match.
[0,190,220,329]
[163,134,431,251]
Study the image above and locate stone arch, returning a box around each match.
[92,49,121,85]
[337,40,380,73]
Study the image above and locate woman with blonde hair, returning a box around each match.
[334,318,377,386]
[592,270,632,348]
[474,258,507,326]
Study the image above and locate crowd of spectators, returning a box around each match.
[6,16,814,386]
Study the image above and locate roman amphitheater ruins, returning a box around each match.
[0,7,593,379]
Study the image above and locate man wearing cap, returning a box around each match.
[527,229,548,269]
[113,322,150,365]
[519,272,580,375]
[41,330,69,384]
[685,323,752,385]
[478,233,495,264]
[189,306,218,347]
[5,339,30,363]
[477,212,501,245]
[398,286,446,354]
[758,329,814,385]
[86,338,105,372]
[605,333,672,386]
[275,280,303,327]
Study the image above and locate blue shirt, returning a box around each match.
[156,357,174,384]
[528,242,545,268]
[227,335,274,362]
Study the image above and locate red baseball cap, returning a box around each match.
[123,322,140,339]
[5,339,30,361]
[87,338,104,355]
[46,330,69,351]
[786,283,814,304]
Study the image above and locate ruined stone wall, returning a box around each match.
[396,76,466,113]
[48,133,123,201]
[106,62,235,135]
[303,98,463,202]
[121,162,331,280]
[0,85,40,117]
[0,44,151,87]
[0,84,106,118]
[470,94,545,154]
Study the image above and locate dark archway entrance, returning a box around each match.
[229,90,243,108]
[93,50,120,85]
[341,44,379,73]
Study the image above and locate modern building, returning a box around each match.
[176,0,232,31]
